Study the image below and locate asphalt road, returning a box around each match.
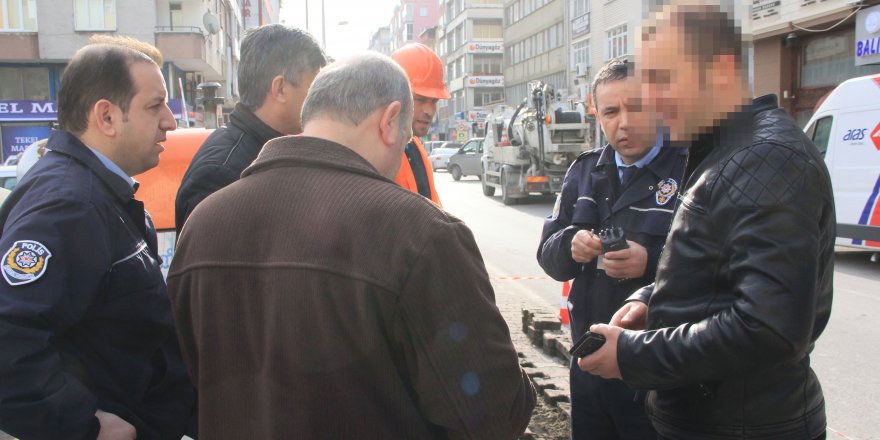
[435,170,880,440]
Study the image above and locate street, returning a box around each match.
[434,171,880,440]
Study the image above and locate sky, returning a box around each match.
[279,0,400,60]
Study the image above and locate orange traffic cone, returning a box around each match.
[559,281,571,325]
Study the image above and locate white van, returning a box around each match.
[803,74,880,250]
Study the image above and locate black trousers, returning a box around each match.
[658,431,827,439]
[570,360,656,440]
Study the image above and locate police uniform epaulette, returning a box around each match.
[574,146,604,163]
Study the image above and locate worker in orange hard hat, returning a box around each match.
[391,43,449,206]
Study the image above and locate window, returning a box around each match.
[809,116,833,156]
[606,24,628,59]
[406,23,413,41]
[420,6,428,16]
[473,55,503,75]
[0,67,50,100]
[474,90,504,107]
[1,0,38,31]
[170,3,182,29]
[572,39,590,71]
[404,4,413,19]
[473,20,502,39]
[75,0,117,31]
[573,0,590,18]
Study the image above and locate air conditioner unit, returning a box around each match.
[575,63,589,78]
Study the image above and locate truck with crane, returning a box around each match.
[480,81,597,204]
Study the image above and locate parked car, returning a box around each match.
[423,141,445,154]
[447,138,484,181]
[0,165,17,190]
[3,153,20,166]
[428,142,462,170]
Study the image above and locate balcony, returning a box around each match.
[154,26,222,80]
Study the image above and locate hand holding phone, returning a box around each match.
[569,331,606,358]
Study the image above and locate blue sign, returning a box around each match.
[0,101,57,122]
[2,125,51,162]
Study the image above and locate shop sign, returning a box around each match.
[0,101,57,122]
[751,0,781,21]
[571,13,590,39]
[466,76,504,88]
[468,111,489,122]
[1,125,51,162]
[466,42,503,54]
[856,5,880,67]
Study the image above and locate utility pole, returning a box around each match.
[321,0,326,49]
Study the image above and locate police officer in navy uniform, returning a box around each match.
[0,42,195,439]
[537,58,686,439]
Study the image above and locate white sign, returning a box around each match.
[466,42,503,54]
[751,0,781,21]
[856,5,880,66]
[466,76,505,88]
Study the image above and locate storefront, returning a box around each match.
[793,21,880,126]
[0,100,55,163]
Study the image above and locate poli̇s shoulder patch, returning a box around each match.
[656,178,678,206]
[3,240,52,286]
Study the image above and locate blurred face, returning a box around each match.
[286,68,320,135]
[638,27,713,143]
[116,62,176,176]
[411,94,439,138]
[595,77,656,164]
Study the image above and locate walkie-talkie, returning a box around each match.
[599,226,628,253]
[599,197,628,254]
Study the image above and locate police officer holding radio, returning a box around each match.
[0,42,195,439]
[537,58,686,439]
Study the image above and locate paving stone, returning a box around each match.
[531,377,559,392]
[522,367,546,378]
[543,388,571,404]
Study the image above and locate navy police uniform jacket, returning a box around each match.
[0,131,195,439]
[538,144,686,338]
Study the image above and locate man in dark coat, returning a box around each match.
[168,53,536,439]
[0,42,195,439]
[175,24,326,234]
[539,58,685,439]
[580,4,834,439]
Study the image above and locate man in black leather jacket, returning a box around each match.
[578,4,834,439]
[175,25,326,234]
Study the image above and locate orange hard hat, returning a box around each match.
[391,43,450,100]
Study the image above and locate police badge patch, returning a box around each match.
[655,178,678,206]
[2,240,52,286]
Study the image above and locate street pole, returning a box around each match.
[321,0,326,49]
[305,0,309,31]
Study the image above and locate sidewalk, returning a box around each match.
[491,281,573,439]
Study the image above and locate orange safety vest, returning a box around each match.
[394,137,442,207]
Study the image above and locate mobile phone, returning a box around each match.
[569,331,606,358]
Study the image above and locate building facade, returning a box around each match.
[390,0,442,52]
[241,0,280,29]
[368,26,392,54]
[0,0,246,161]
[502,0,568,106]
[437,0,505,142]
[751,0,880,126]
